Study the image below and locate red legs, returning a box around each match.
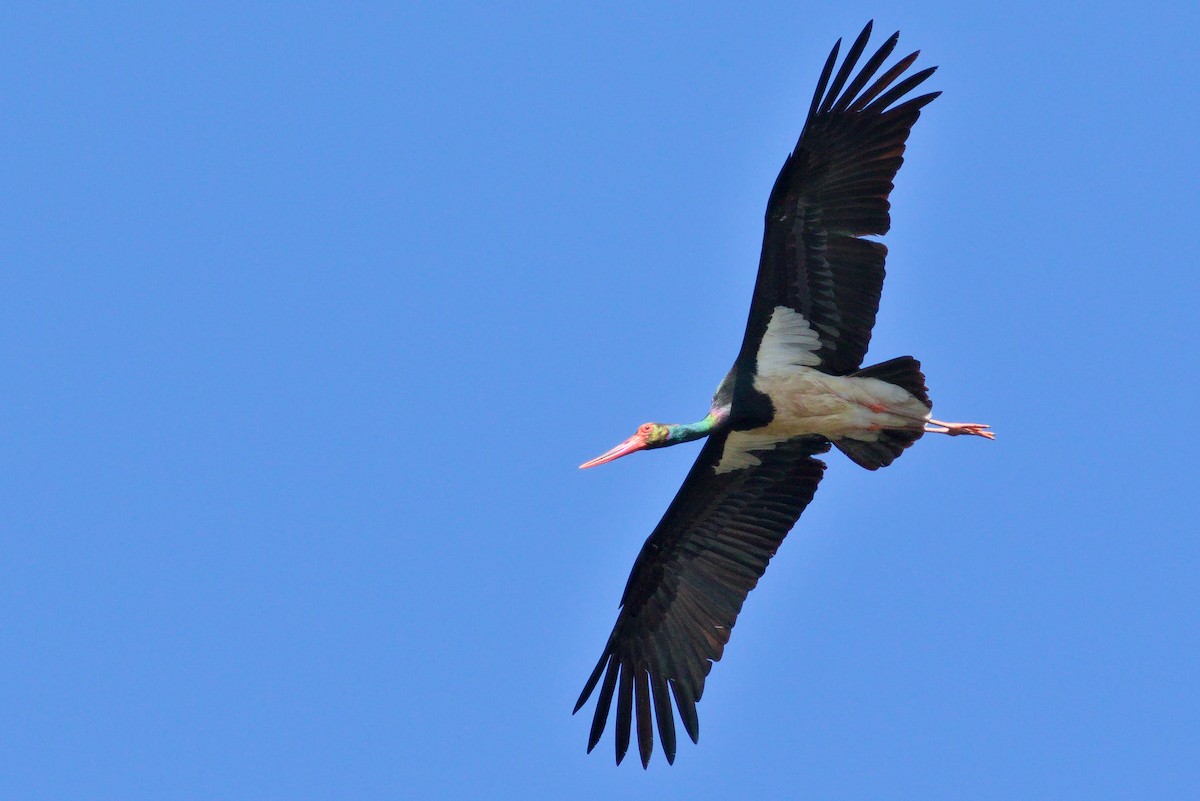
[858,400,996,440]
[924,419,995,440]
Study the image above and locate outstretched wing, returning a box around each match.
[736,21,940,380]
[574,433,830,766]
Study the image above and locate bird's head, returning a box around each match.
[579,422,672,469]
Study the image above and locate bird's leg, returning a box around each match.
[924,418,995,439]
[856,397,995,440]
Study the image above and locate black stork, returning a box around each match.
[574,22,994,768]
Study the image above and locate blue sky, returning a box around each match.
[3,2,1198,798]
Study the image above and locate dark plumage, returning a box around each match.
[576,21,990,768]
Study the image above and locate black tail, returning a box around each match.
[835,356,931,471]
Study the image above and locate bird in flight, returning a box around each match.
[574,21,993,768]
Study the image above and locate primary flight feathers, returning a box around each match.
[575,21,991,768]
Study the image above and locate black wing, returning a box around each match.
[736,21,940,379]
[574,433,830,766]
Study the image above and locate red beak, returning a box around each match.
[579,433,648,469]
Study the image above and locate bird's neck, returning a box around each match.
[668,412,722,445]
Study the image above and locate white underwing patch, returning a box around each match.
[715,430,791,474]
[756,306,822,376]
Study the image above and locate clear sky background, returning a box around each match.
[3,2,1198,799]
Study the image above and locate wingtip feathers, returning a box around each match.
[576,23,939,766]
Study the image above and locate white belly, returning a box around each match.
[712,306,934,474]
[754,368,929,441]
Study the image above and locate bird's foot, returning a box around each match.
[924,419,995,440]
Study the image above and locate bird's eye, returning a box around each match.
[639,423,653,435]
